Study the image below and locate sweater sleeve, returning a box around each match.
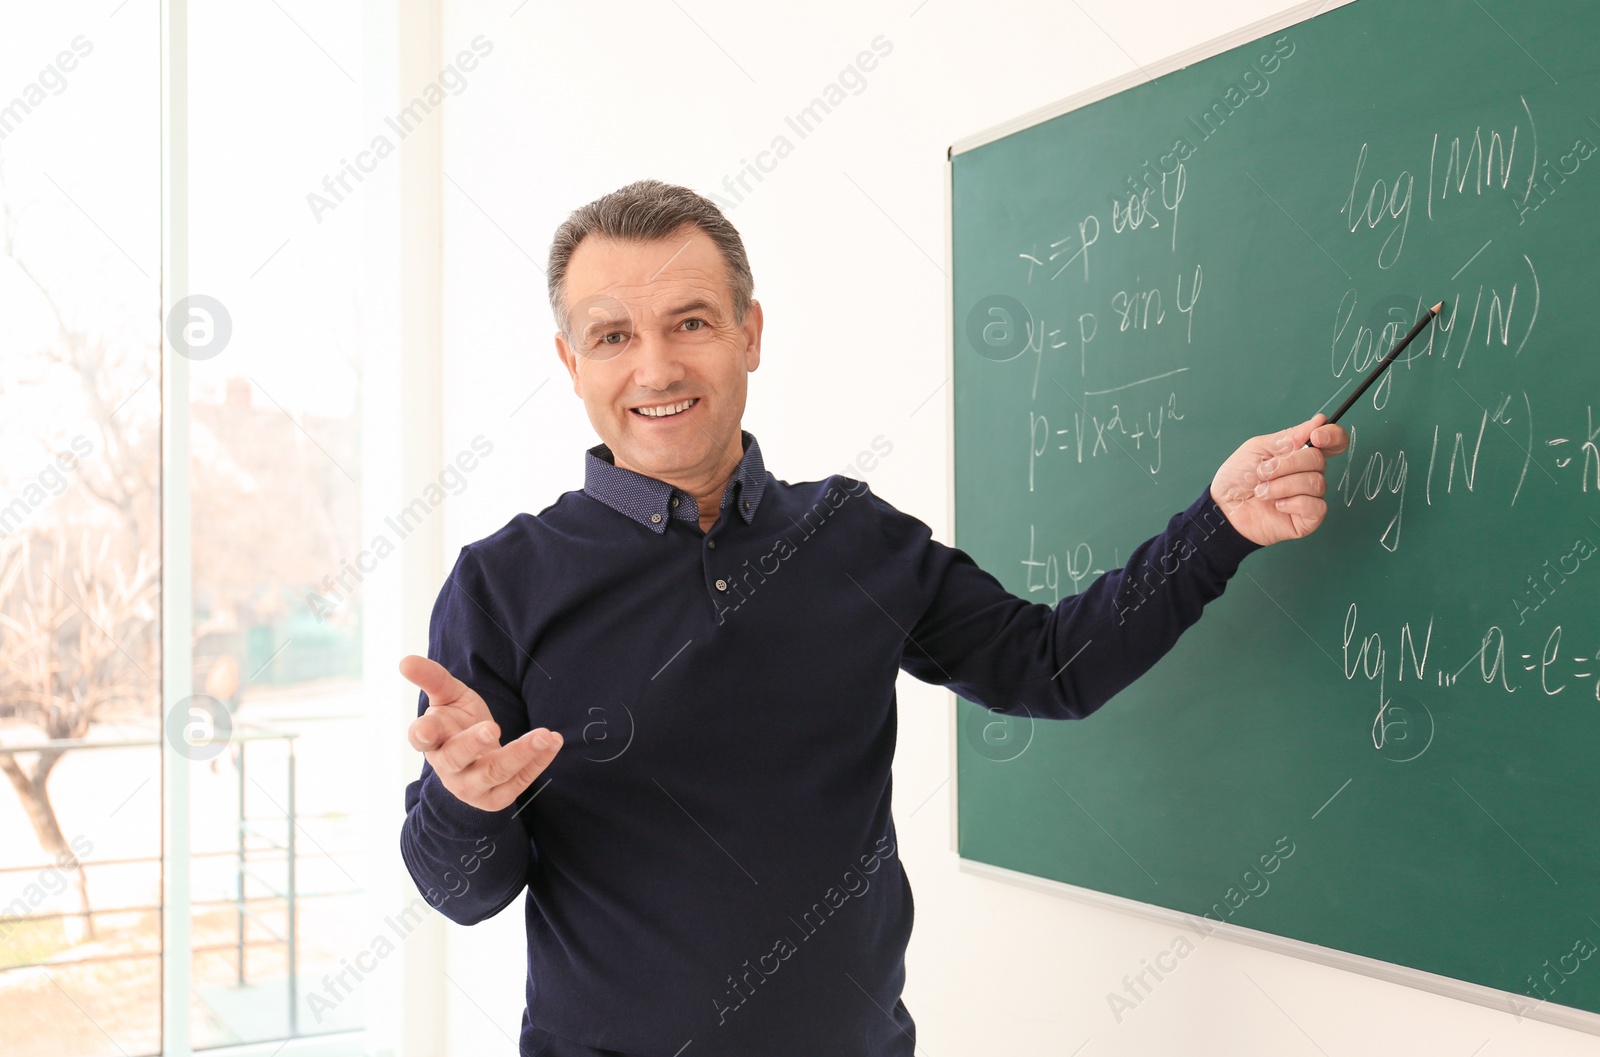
[873,482,1262,720]
[399,545,537,926]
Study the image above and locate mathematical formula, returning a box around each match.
[1343,600,1600,761]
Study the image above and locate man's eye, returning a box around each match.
[683,318,705,331]
[600,332,625,345]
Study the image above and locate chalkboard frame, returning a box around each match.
[940,0,1600,1037]
[961,858,1591,1031]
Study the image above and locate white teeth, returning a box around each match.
[635,398,696,418]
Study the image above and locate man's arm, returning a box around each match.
[873,483,1260,721]
[399,546,541,926]
[875,413,1346,720]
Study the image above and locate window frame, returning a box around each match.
[159,2,448,1053]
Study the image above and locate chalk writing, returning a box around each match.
[1341,143,1414,269]
[1546,406,1600,492]
[1332,426,1408,552]
[1029,390,1184,483]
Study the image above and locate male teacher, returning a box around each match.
[398,179,1349,1056]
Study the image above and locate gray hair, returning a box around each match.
[547,178,754,337]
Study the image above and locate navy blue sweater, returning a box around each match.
[399,430,1261,1056]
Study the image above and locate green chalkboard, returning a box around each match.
[950,0,1600,1024]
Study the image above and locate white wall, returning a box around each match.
[430,1,1598,1053]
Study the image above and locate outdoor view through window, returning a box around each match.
[1,5,371,1052]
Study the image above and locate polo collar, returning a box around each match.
[583,429,767,534]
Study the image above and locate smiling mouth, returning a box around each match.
[631,397,699,419]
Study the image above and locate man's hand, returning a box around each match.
[400,654,562,813]
[1210,412,1350,547]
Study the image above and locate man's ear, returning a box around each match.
[742,298,763,372]
[555,330,583,396]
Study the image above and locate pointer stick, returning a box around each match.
[1304,301,1444,448]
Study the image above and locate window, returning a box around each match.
[0,4,383,1053]
[0,4,163,1052]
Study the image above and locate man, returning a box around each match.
[398,179,1348,1056]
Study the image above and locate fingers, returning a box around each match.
[453,728,565,811]
[399,654,467,704]
[1273,493,1328,528]
[429,719,562,778]
[427,718,505,773]
[1253,469,1327,503]
[1309,421,1350,455]
[401,655,490,752]
[408,705,474,753]
[500,745,560,804]
[1263,412,1328,452]
[473,729,562,790]
[1269,412,1347,455]
[1286,413,1328,450]
[1257,443,1326,483]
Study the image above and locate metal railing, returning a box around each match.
[0,719,363,1040]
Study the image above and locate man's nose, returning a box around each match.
[629,327,686,390]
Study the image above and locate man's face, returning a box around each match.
[555,222,762,488]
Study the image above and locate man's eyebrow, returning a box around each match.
[664,298,719,317]
[576,298,720,334]
[579,314,627,334]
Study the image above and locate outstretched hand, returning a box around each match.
[1210,413,1350,547]
[400,654,562,813]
